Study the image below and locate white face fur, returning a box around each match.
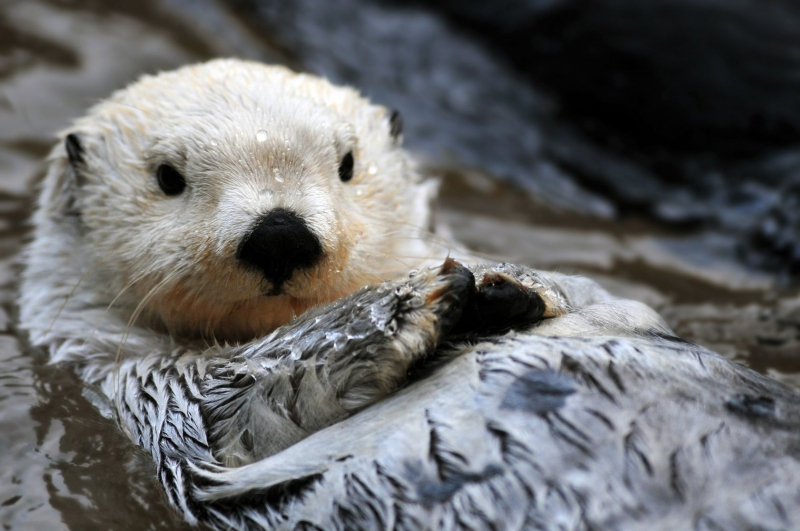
[37,60,440,342]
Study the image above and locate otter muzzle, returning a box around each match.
[237,209,323,293]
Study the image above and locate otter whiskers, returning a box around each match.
[115,269,183,364]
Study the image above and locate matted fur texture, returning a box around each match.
[19,60,800,530]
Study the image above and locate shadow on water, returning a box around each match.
[1,0,799,529]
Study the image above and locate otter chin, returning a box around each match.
[22,59,445,346]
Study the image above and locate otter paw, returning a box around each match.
[380,258,475,350]
[451,264,565,335]
[319,258,476,409]
[204,258,479,448]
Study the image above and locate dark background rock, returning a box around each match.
[229,0,800,277]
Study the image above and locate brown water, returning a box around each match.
[1,1,798,529]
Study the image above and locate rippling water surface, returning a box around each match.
[1,1,798,529]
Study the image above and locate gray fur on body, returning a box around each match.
[92,267,800,530]
[22,219,800,529]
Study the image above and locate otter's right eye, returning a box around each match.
[338,151,354,182]
[156,164,186,196]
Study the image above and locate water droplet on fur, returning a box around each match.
[346,319,371,341]
[367,163,378,175]
[273,167,284,183]
[284,140,291,150]
[356,189,364,196]
[334,336,347,351]
[256,130,268,142]
[210,139,218,147]
[325,331,346,351]
[369,303,391,331]
[289,344,303,359]
[259,188,274,199]
[295,189,302,196]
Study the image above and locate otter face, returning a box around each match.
[49,60,438,342]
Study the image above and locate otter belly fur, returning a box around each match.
[18,59,800,530]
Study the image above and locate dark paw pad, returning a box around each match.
[451,272,546,335]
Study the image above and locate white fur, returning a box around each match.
[19,59,455,376]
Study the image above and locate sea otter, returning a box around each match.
[19,59,800,530]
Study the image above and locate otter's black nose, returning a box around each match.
[238,209,323,291]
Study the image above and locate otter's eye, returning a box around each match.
[156,164,186,196]
[338,151,354,182]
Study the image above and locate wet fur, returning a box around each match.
[19,60,800,530]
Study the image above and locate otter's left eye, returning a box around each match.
[157,164,186,196]
[338,151,354,182]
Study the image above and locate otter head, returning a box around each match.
[40,60,440,342]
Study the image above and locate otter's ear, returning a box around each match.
[65,133,84,166]
[388,109,403,141]
[39,132,87,217]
